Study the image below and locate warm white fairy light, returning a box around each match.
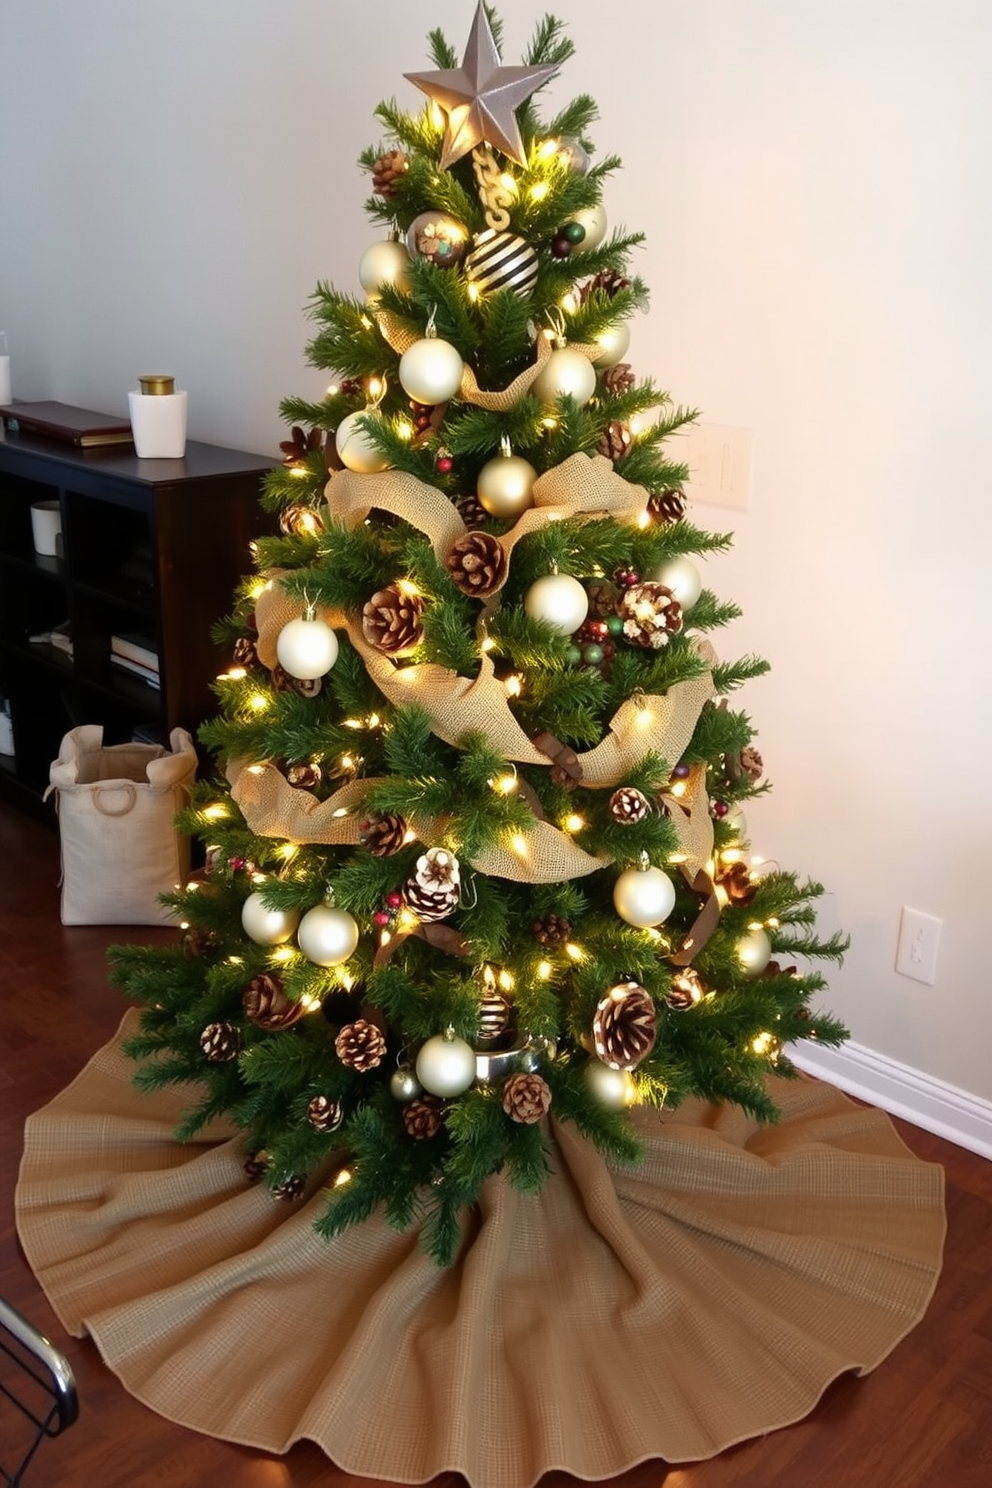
[537,960,553,980]
[565,942,585,963]
[396,578,421,599]
[751,1031,777,1057]
[249,578,271,600]
[278,842,298,862]
[217,667,247,683]
[226,956,244,967]
[203,804,227,821]
[493,773,517,795]
[301,993,323,1013]
[564,813,585,833]
[504,674,523,698]
[396,418,414,441]
[560,290,579,315]
[247,763,266,775]
[497,968,515,993]
[334,1167,353,1188]
[248,692,270,713]
[511,832,529,858]
[529,181,549,201]
[270,946,294,963]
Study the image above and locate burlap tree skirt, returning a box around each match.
[16,1010,945,1486]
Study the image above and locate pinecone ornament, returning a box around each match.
[597,419,632,463]
[182,926,219,959]
[532,913,571,947]
[232,635,258,669]
[739,745,764,782]
[648,487,687,524]
[285,760,321,789]
[271,664,322,697]
[244,1150,270,1182]
[667,968,705,1009]
[279,424,324,467]
[404,847,461,918]
[371,148,409,197]
[586,580,620,618]
[455,491,489,527]
[580,268,632,302]
[306,1095,344,1132]
[279,502,325,537]
[601,363,636,396]
[502,1072,552,1124]
[446,531,507,597]
[403,1096,445,1140]
[360,812,408,857]
[200,1022,240,1062]
[362,584,424,655]
[243,972,304,1031]
[618,582,683,649]
[335,1018,387,1072]
[592,982,657,1070]
[609,786,651,823]
[272,1174,307,1202]
[715,858,758,907]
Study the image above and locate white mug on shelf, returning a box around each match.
[30,499,62,557]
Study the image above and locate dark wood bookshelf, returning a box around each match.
[0,424,277,820]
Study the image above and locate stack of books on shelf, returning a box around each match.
[110,632,160,691]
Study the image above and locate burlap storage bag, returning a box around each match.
[45,725,196,925]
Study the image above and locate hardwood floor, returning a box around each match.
[2,800,990,1487]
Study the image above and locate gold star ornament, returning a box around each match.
[405,2,559,171]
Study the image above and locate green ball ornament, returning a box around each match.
[562,221,587,245]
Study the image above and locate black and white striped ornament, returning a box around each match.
[477,991,512,1042]
[465,229,538,297]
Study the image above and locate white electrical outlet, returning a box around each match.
[679,423,753,511]
[895,907,942,986]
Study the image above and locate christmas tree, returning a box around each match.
[111,3,849,1266]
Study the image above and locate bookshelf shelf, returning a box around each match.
[0,423,276,819]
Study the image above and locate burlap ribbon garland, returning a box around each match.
[239,452,718,883]
[376,309,603,414]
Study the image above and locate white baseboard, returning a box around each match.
[790,1039,992,1161]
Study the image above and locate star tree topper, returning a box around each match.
[405,2,559,170]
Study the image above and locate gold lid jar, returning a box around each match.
[138,375,175,396]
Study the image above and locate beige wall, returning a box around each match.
[2,1,989,1104]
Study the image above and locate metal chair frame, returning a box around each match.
[0,1298,78,1487]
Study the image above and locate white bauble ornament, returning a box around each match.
[613,864,676,928]
[415,1030,477,1097]
[275,613,339,680]
[390,1066,422,1103]
[584,1058,636,1109]
[524,573,589,635]
[477,448,537,518]
[569,202,608,252]
[298,904,360,967]
[335,411,390,474]
[652,555,703,611]
[531,345,597,407]
[736,926,772,977]
[241,891,300,946]
[592,322,631,367]
[398,335,464,405]
[358,235,412,296]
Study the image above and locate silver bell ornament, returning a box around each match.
[613,858,677,928]
[358,230,412,297]
[524,571,590,635]
[275,605,339,681]
[398,316,464,405]
[735,926,773,977]
[241,890,300,946]
[476,436,537,519]
[415,1028,477,1098]
[531,335,597,408]
[297,903,360,967]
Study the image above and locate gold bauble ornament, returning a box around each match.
[476,439,537,518]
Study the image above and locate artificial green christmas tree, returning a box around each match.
[110,3,849,1267]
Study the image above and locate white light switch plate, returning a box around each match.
[679,423,753,511]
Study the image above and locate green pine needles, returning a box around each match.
[112,7,848,1267]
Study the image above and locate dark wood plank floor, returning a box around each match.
[2,800,990,1488]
